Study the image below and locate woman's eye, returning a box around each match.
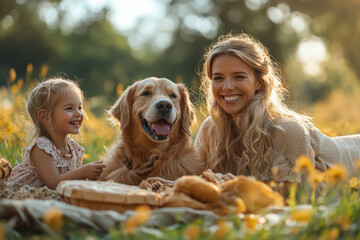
[66,107,72,110]
[170,93,177,99]
[212,76,223,81]
[235,75,245,80]
[141,91,151,96]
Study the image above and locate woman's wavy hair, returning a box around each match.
[27,78,84,142]
[200,33,310,180]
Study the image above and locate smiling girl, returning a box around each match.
[5,78,105,189]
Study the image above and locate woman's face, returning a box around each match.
[211,54,261,117]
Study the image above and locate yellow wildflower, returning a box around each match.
[43,207,64,233]
[17,79,24,90]
[39,64,48,78]
[11,85,18,95]
[244,214,264,231]
[293,155,314,174]
[327,227,339,240]
[183,225,201,240]
[82,153,90,161]
[214,220,232,239]
[125,205,151,234]
[116,83,123,95]
[350,177,358,189]
[311,170,325,186]
[325,164,348,185]
[9,68,16,82]
[290,208,312,223]
[27,63,33,73]
[337,217,351,230]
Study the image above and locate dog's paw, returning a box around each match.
[0,156,12,180]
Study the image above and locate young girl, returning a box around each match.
[195,33,360,185]
[5,78,105,189]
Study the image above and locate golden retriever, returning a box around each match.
[99,77,205,185]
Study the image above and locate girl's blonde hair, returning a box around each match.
[27,78,84,141]
[200,33,310,180]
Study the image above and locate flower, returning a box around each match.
[214,220,232,239]
[350,177,358,189]
[43,207,64,233]
[116,84,123,95]
[9,68,16,82]
[26,63,33,73]
[124,205,151,234]
[183,225,201,240]
[325,164,348,185]
[39,64,48,78]
[290,208,312,223]
[327,227,339,240]
[82,153,90,161]
[293,155,315,184]
[244,214,264,231]
[293,155,314,174]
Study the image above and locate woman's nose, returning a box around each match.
[222,78,234,90]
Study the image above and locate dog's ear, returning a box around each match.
[178,84,195,136]
[110,85,134,130]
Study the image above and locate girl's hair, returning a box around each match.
[200,33,310,180]
[27,78,84,141]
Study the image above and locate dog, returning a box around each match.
[99,77,205,185]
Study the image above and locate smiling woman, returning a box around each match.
[211,54,261,117]
[195,33,360,188]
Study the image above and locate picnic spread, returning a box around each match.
[0,169,315,236]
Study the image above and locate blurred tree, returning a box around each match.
[131,0,301,95]
[271,0,360,80]
[0,0,142,102]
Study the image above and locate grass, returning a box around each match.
[2,70,360,239]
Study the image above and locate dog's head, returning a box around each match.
[110,77,195,141]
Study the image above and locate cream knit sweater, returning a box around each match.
[195,117,360,183]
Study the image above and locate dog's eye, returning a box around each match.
[141,91,151,96]
[170,93,177,99]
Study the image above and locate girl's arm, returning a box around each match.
[31,146,105,189]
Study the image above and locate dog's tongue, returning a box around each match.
[151,121,170,136]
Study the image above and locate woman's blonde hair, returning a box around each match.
[200,33,310,180]
[27,78,84,141]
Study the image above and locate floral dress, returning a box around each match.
[5,136,84,188]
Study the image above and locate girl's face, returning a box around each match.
[211,54,261,117]
[50,91,84,139]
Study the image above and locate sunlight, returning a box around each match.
[296,36,328,77]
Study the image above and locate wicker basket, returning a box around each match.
[57,180,163,213]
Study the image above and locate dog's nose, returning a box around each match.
[155,100,172,114]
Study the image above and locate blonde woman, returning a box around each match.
[196,33,360,186]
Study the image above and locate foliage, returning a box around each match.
[2,0,360,106]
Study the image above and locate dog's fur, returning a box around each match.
[99,77,205,185]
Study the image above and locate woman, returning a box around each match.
[195,33,360,185]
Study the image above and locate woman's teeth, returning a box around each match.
[224,95,240,101]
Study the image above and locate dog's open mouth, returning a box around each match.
[141,117,173,140]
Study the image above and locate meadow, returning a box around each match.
[1,67,360,239]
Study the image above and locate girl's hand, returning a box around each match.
[81,161,106,180]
